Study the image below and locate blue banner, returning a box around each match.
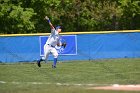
[39,35,77,56]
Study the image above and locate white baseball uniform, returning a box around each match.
[44,28,60,62]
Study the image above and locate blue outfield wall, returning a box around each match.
[0,32,140,63]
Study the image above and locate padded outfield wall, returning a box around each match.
[0,30,140,63]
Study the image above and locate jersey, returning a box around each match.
[46,28,60,47]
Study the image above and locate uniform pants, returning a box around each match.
[44,44,58,62]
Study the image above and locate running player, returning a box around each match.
[37,16,62,68]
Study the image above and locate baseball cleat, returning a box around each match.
[37,60,41,67]
[52,65,56,68]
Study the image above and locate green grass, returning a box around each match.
[0,58,140,93]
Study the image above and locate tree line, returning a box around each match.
[0,0,140,34]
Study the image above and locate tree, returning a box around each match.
[118,0,140,30]
[0,0,140,34]
[0,0,36,34]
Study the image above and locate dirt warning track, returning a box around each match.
[88,84,140,91]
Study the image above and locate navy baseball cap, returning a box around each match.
[56,26,61,30]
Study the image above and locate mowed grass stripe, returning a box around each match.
[0,58,140,93]
[0,58,140,84]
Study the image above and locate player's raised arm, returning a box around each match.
[44,16,55,29]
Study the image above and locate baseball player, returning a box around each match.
[37,16,64,68]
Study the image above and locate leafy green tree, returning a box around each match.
[0,0,36,34]
[118,0,140,30]
[0,0,140,34]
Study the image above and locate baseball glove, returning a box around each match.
[61,42,67,48]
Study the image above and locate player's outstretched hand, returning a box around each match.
[62,42,67,48]
[45,16,49,20]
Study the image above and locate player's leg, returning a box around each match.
[37,44,50,67]
[37,56,44,67]
[44,49,50,63]
[51,48,58,68]
[44,44,51,62]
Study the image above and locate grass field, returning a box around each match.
[0,58,140,93]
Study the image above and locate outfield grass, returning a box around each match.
[0,58,140,93]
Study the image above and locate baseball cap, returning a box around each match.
[56,26,61,30]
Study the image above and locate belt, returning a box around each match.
[47,44,55,47]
